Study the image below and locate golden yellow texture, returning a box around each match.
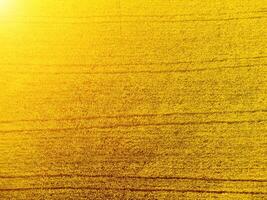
[0,0,266,199]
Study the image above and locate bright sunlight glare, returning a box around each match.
[0,0,8,8]
[0,0,12,15]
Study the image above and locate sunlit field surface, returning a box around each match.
[0,1,266,199]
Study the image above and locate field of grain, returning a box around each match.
[0,0,266,199]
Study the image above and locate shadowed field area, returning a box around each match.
[0,0,266,199]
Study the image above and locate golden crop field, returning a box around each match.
[0,0,266,199]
